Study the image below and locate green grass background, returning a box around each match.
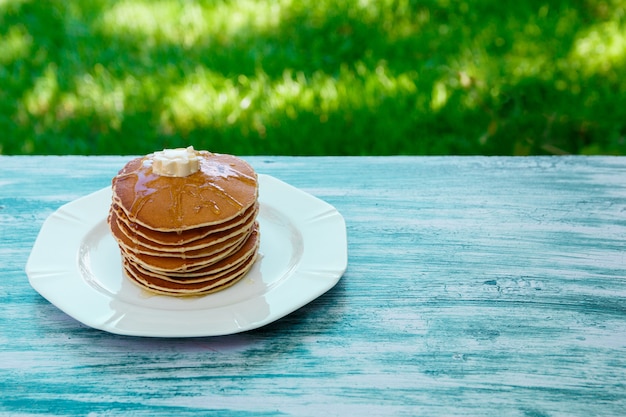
[1,0,625,155]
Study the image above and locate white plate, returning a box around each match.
[26,174,347,337]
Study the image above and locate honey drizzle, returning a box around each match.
[119,154,256,228]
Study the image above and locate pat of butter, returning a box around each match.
[152,146,200,177]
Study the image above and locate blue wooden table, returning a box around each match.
[2,156,625,416]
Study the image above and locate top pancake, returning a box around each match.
[111,151,258,231]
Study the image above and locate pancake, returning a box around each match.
[108,147,261,297]
[123,230,260,296]
[127,225,260,281]
[125,226,259,285]
[118,223,256,273]
[113,202,258,247]
[124,260,254,296]
[110,207,257,256]
[111,151,258,231]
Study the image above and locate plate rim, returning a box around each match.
[26,174,347,337]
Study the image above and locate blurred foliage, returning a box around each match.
[0,0,625,155]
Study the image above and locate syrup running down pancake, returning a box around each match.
[108,147,260,296]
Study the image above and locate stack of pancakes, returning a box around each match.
[107,150,260,296]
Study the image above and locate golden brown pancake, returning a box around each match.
[124,261,253,296]
[123,230,260,295]
[112,202,258,247]
[110,208,256,256]
[108,149,260,297]
[125,226,259,285]
[116,223,256,273]
[127,226,260,281]
[112,152,258,231]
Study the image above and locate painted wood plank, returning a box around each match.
[1,156,625,416]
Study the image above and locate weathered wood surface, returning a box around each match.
[1,156,625,416]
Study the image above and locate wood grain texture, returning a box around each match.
[1,156,625,416]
